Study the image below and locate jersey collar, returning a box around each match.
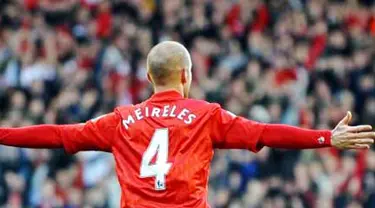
[149,90,184,101]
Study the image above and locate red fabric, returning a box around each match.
[24,0,39,10]
[346,14,361,28]
[226,4,245,35]
[77,57,94,70]
[226,3,269,35]
[260,124,331,149]
[305,35,327,70]
[251,4,270,32]
[0,90,333,208]
[368,16,375,36]
[109,72,126,94]
[274,68,298,86]
[19,39,29,54]
[96,12,112,38]
[345,13,368,30]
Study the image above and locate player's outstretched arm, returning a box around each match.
[258,111,374,150]
[0,113,119,154]
[211,107,375,151]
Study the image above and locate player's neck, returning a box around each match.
[153,85,184,97]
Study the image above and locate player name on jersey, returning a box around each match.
[122,105,197,129]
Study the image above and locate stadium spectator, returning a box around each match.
[0,0,375,207]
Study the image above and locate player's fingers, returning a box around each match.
[345,144,370,149]
[347,125,372,132]
[345,132,375,139]
[347,138,374,145]
[339,111,352,125]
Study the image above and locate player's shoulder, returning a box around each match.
[182,98,222,112]
[114,104,135,118]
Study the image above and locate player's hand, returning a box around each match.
[331,111,375,149]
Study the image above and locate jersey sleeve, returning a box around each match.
[61,112,120,154]
[210,105,266,152]
[0,112,120,154]
[209,105,332,152]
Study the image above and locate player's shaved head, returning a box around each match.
[147,41,192,86]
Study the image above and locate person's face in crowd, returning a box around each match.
[226,98,243,116]
[292,12,308,36]
[212,0,228,25]
[268,103,281,123]
[67,187,83,207]
[308,161,324,180]
[315,80,331,101]
[295,164,310,192]
[214,189,230,207]
[366,149,375,171]
[56,168,75,189]
[227,199,243,208]
[364,98,375,116]
[328,56,346,75]
[231,79,246,97]
[30,81,45,96]
[273,55,288,69]
[339,91,354,111]
[244,180,268,205]
[342,154,356,175]
[5,172,25,193]
[290,196,304,208]
[315,197,333,208]
[41,180,61,204]
[246,60,261,80]
[353,50,369,69]
[29,99,45,118]
[307,0,324,20]
[275,35,294,54]
[293,42,308,64]
[328,31,347,50]
[360,74,374,92]
[81,90,98,110]
[57,31,75,59]
[273,195,286,208]
[347,201,363,208]
[137,29,152,56]
[11,91,26,110]
[84,187,107,207]
[76,8,90,24]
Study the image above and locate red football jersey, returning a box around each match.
[62,90,266,208]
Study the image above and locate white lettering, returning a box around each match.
[145,107,149,117]
[169,105,177,117]
[122,115,135,129]
[184,114,196,124]
[135,108,143,120]
[162,105,170,117]
[151,107,161,117]
[177,109,189,120]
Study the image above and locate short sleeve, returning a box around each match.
[61,112,120,154]
[210,106,266,152]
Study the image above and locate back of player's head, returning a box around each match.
[147,41,192,86]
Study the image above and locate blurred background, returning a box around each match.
[0,0,375,207]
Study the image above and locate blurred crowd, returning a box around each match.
[0,0,375,207]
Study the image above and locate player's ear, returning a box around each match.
[181,68,187,84]
[147,72,153,83]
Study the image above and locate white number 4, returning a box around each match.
[140,128,172,191]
